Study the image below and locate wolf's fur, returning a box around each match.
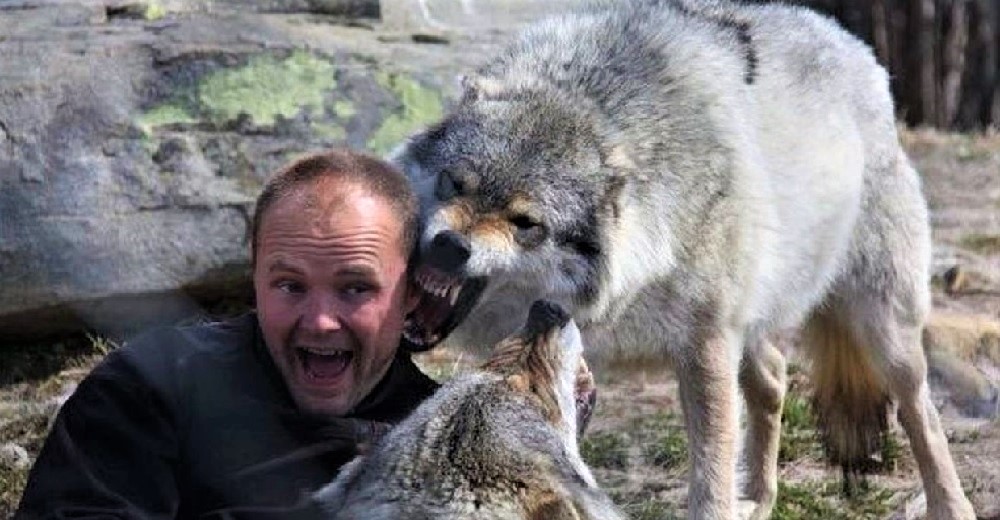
[393,1,977,518]
[314,301,622,520]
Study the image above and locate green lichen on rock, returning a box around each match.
[367,72,443,155]
[136,103,196,134]
[333,100,357,119]
[312,122,347,142]
[197,51,336,127]
[144,1,166,20]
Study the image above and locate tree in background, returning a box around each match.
[781,0,998,130]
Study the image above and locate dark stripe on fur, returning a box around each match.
[666,1,758,84]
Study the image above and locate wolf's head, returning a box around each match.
[481,299,594,441]
[397,75,635,351]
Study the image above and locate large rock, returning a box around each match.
[0,0,518,342]
[924,312,1000,419]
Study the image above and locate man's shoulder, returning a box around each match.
[122,313,257,359]
[93,313,261,387]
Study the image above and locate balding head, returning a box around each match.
[251,150,418,266]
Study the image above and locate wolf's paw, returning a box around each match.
[737,498,774,520]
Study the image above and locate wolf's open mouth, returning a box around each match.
[402,264,486,352]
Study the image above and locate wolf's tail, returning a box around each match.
[803,307,890,484]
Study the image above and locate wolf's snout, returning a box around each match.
[425,231,471,273]
[526,300,571,332]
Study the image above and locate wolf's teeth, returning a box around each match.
[448,284,461,305]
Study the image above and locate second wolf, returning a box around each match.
[393,0,976,519]
[314,300,621,520]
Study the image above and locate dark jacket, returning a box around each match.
[15,314,439,519]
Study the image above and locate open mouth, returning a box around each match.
[295,347,354,383]
[402,264,486,352]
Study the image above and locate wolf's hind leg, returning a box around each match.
[846,303,976,520]
[737,338,787,520]
[676,330,741,520]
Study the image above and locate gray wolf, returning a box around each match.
[393,1,977,518]
[314,300,623,520]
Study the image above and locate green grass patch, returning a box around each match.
[580,431,629,470]
[0,463,29,519]
[878,430,902,472]
[643,425,687,470]
[611,491,681,520]
[0,335,107,387]
[624,501,680,520]
[779,393,822,462]
[773,480,895,520]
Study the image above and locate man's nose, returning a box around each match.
[301,294,341,333]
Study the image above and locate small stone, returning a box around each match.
[0,442,31,470]
[412,33,450,44]
[943,265,967,295]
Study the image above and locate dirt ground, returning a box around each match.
[2,129,999,518]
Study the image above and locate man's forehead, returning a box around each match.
[280,178,358,213]
[260,182,406,253]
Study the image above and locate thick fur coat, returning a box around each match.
[394,1,976,518]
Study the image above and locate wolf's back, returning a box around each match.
[317,375,621,519]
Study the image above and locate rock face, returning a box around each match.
[0,0,517,341]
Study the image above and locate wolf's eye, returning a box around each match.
[436,171,464,200]
[509,215,538,230]
[509,215,547,248]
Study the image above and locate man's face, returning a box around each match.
[253,181,418,416]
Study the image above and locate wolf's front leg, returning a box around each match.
[676,332,741,520]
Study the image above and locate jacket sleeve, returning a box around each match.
[14,351,180,519]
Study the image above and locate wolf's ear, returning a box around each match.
[597,141,637,220]
[460,74,507,102]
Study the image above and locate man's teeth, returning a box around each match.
[300,347,350,356]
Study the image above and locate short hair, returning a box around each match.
[251,149,418,266]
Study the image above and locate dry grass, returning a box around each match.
[960,234,1000,255]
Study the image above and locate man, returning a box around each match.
[15,150,439,518]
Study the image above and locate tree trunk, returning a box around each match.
[768,0,999,130]
[939,0,968,127]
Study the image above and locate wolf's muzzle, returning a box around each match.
[424,231,471,274]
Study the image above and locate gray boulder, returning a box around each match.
[0,0,518,341]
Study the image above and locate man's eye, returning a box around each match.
[343,283,374,296]
[276,280,304,294]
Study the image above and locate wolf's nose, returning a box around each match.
[527,300,570,330]
[425,231,471,273]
